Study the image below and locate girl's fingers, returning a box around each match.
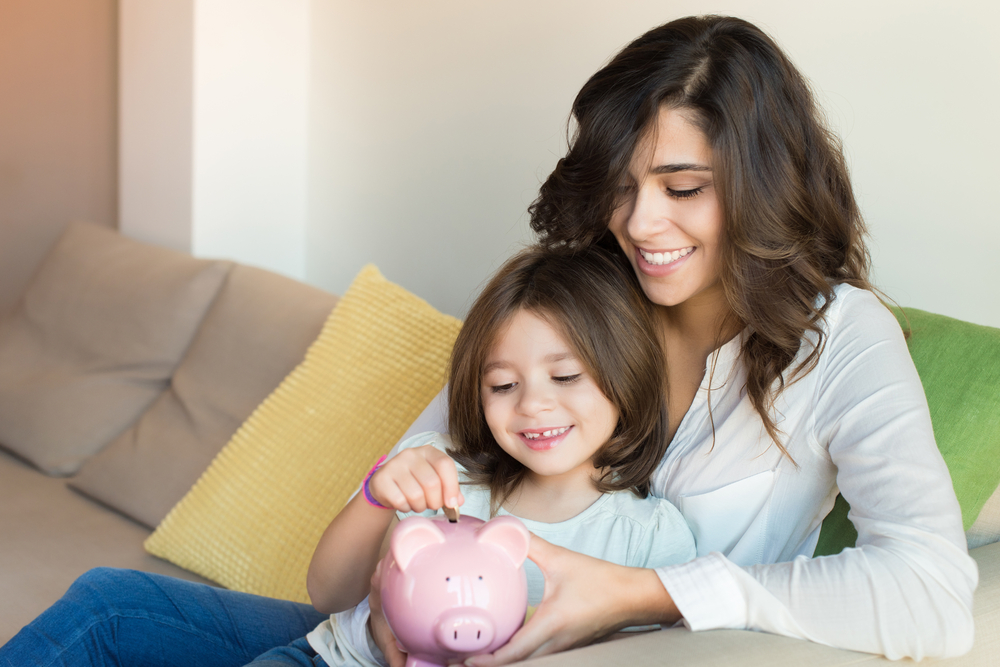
[428,449,464,508]
[370,445,461,512]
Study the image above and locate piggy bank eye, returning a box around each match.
[478,576,483,580]
[446,577,450,581]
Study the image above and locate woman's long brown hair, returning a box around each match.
[529,15,873,458]
[447,246,669,515]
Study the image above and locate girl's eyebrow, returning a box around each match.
[651,163,712,174]
[483,352,576,374]
[483,360,508,374]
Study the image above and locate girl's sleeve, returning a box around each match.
[655,290,978,660]
[642,499,697,568]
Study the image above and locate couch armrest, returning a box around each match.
[513,541,1000,666]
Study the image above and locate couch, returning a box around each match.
[1,222,998,665]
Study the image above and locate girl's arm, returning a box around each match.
[307,432,463,613]
[306,488,398,613]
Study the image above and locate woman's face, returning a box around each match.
[608,107,725,309]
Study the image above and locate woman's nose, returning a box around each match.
[626,185,672,239]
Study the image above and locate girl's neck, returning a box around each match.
[501,472,605,524]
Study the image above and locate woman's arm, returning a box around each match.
[656,290,977,659]
[464,535,679,666]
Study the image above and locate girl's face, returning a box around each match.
[481,309,619,487]
[608,107,725,309]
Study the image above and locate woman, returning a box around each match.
[365,14,976,666]
[1,14,975,667]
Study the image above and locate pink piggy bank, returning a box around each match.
[380,514,531,667]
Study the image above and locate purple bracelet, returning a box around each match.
[363,455,390,509]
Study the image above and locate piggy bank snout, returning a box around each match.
[434,610,496,653]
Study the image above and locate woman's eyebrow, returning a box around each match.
[651,163,712,174]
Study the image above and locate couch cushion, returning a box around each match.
[0,223,231,475]
[815,307,1000,556]
[70,264,339,528]
[144,265,462,602]
[0,448,212,645]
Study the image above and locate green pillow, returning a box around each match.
[815,307,1000,557]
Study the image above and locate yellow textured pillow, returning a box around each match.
[145,265,462,602]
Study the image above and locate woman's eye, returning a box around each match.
[490,383,516,394]
[667,186,704,200]
[553,374,582,384]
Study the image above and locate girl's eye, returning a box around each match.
[667,186,704,200]
[490,383,516,394]
[553,374,582,384]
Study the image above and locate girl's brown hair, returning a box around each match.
[529,15,873,456]
[448,246,668,514]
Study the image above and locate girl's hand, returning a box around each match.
[368,444,464,513]
[466,535,682,666]
[368,558,407,667]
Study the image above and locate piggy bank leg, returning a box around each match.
[404,657,446,667]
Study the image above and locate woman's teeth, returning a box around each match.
[523,426,570,439]
[640,247,693,266]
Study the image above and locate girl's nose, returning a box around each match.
[516,382,554,416]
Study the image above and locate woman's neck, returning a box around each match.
[655,286,741,444]
[656,285,740,362]
[501,472,605,524]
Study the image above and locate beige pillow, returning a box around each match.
[71,264,339,528]
[145,265,462,602]
[0,223,231,474]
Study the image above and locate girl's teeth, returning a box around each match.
[524,426,569,439]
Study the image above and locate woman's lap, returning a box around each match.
[0,567,328,667]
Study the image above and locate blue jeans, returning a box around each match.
[0,568,330,667]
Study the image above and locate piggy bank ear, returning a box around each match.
[475,516,530,567]
[390,516,446,572]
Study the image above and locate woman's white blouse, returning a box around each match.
[653,284,976,659]
[382,284,977,660]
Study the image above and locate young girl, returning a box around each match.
[299,246,696,667]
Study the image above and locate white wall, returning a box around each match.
[120,1,1000,326]
[192,0,310,280]
[119,0,310,281]
[306,0,1000,326]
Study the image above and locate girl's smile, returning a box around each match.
[519,425,572,450]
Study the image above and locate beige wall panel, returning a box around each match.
[0,0,117,318]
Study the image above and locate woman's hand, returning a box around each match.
[368,559,407,667]
[466,535,681,666]
[368,444,464,513]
